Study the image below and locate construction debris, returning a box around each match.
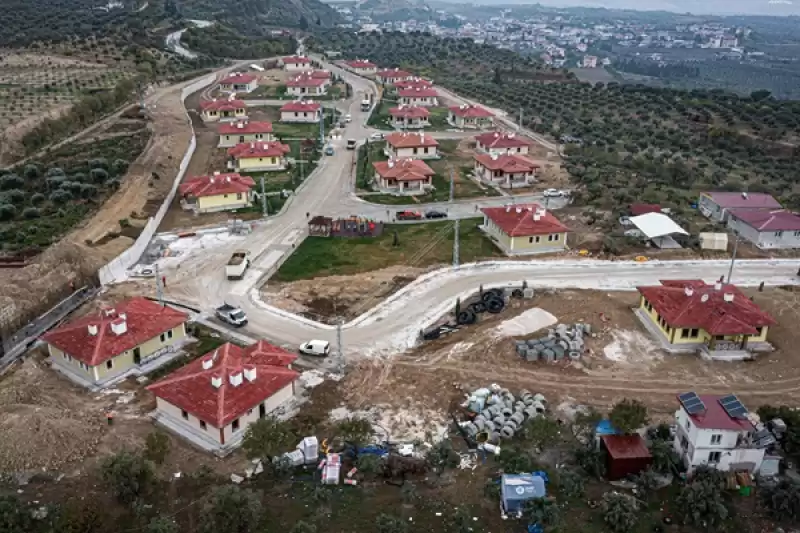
[459,384,547,444]
[515,322,593,362]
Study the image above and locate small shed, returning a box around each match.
[501,474,546,517]
[600,434,652,480]
[699,232,728,251]
[628,212,689,249]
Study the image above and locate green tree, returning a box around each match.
[523,497,561,529]
[760,480,800,522]
[446,505,477,533]
[100,451,154,504]
[241,416,295,464]
[632,467,661,500]
[356,453,382,475]
[290,521,317,533]
[572,444,605,479]
[519,416,561,451]
[570,406,602,443]
[199,486,263,533]
[601,492,639,533]
[557,469,586,500]
[144,431,171,465]
[427,439,460,474]
[608,399,648,434]
[144,516,179,533]
[335,416,373,446]
[675,469,729,529]
[648,439,681,475]
[375,513,408,533]
[497,446,538,474]
[0,495,32,533]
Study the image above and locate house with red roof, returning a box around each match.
[389,105,430,129]
[672,392,770,473]
[698,191,782,223]
[475,131,533,156]
[41,297,189,388]
[726,209,800,249]
[219,72,258,94]
[636,280,774,356]
[398,87,438,107]
[217,120,274,148]
[282,55,312,72]
[393,78,433,92]
[179,172,256,213]
[372,159,435,194]
[147,341,299,455]
[199,98,247,122]
[480,204,569,255]
[344,59,377,75]
[448,104,494,130]
[384,132,439,160]
[280,100,322,123]
[286,72,331,97]
[376,68,414,84]
[474,153,539,189]
[227,141,290,172]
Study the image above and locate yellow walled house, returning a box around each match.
[179,172,256,213]
[227,141,290,172]
[218,120,274,148]
[480,204,570,255]
[200,98,247,122]
[218,72,258,94]
[41,297,189,389]
[448,104,494,130]
[636,280,775,356]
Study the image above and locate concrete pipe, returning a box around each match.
[493,416,506,428]
[524,408,540,419]
[463,422,478,436]
[488,431,501,444]
[501,407,514,419]
[500,425,516,439]
[510,412,525,427]
[532,401,546,414]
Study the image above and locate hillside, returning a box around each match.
[176,0,344,33]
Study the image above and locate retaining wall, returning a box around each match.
[98,72,218,285]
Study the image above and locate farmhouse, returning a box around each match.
[219,72,258,94]
[147,341,299,455]
[286,73,331,97]
[376,68,414,84]
[373,158,435,194]
[344,59,377,75]
[394,78,433,92]
[480,204,569,255]
[217,120,273,148]
[41,298,189,389]
[475,131,532,155]
[473,153,539,189]
[726,209,800,249]
[398,87,438,107]
[448,104,494,129]
[635,280,774,357]
[280,100,322,123]
[282,55,312,72]
[698,191,781,223]
[199,98,247,122]
[179,172,256,213]
[227,141,290,172]
[389,105,430,129]
[384,132,439,160]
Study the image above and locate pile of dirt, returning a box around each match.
[0,360,106,473]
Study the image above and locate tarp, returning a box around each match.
[629,212,688,239]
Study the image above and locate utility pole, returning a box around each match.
[154,263,164,306]
[319,105,325,146]
[448,166,455,203]
[518,106,523,131]
[453,219,460,267]
[726,233,739,284]
[260,175,269,217]
[336,319,343,358]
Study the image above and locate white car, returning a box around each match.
[369,132,384,140]
[344,114,352,123]
[543,189,562,198]
[299,340,330,357]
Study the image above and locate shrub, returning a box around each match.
[112,158,129,174]
[760,479,800,522]
[22,207,40,219]
[199,486,263,533]
[46,176,67,190]
[49,190,72,204]
[80,183,98,198]
[45,167,65,177]
[89,157,109,169]
[0,174,24,190]
[100,451,154,504]
[30,193,45,205]
[601,492,639,533]
[90,168,109,183]
[23,164,40,179]
[144,431,171,465]
[0,204,16,221]
[2,189,26,205]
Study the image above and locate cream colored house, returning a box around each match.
[448,105,494,129]
[384,132,439,160]
[286,73,331,97]
[41,297,189,388]
[282,55,312,72]
[219,73,258,93]
[280,100,322,123]
[147,341,299,455]
[199,98,247,122]
[373,159,435,194]
[475,131,532,155]
[473,153,539,189]
[344,59,377,75]
[179,172,256,213]
[227,141,290,172]
[389,106,430,129]
[398,87,438,107]
[480,204,569,255]
[217,120,274,148]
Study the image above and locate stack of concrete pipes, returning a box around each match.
[461,387,547,443]
[515,323,592,363]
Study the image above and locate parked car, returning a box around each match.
[324,145,334,156]
[299,339,330,357]
[425,210,447,219]
[543,188,564,198]
[396,210,422,221]
[215,303,248,327]
[369,132,384,141]
[345,114,352,123]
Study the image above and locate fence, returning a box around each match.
[98,72,218,285]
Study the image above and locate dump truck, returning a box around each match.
[215,303,248,327]
[225,251,250,280]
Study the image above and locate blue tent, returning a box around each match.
[595,419,619,437]
[501,474,546,516]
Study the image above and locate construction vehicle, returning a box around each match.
[346,139,357,150]
[225,251,250,280]
[396,210,422,221]
[215,303,248,327]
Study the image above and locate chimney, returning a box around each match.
[533,214,541,221]
[714,281,723,291]
[516,207,522,213]
[491,153,498,161]
[226,176,231,183]
[724,293,734,302]
[237,122,244,129]
[506,206,511,212]
[243,367,257,382]
[213,171,220,176]
[701,294,710,303]
[684,286,694,297]
[118,312,127,321]
[211,376,222,388]
[250,142,255,149]
[103,307,116,317]
[742,192,748,199]
[202,358,213,370]
[88,324,98,336]
[210,176,215,184]
[229,371,243,387]
[110,318,127,336]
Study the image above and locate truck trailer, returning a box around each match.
[225,251,250,280]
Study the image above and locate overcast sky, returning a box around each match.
[434,0,800,16]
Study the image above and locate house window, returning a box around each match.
[690,328,699,338]
[794,231,800,237]
[708,451,722,463]
[232,419,240,432]
[224,194,228,198]
[529,237,534,244]
[535,236,540,243]
[237,193,243,200]
[548,234,554,242]
[680,436,688,450]
[776,231,784,237]
[160,333,166,342]
[413,148,418,154]
[553,234,560,241]
[424,147,429,154]
[167,329,173,339]
[200,420,206,430]
[686,418,691,430]
[182,410,189,420]
[710,434,722,445]
[755,327,763,336]
[681,328,690,339]
[106,360,113,369]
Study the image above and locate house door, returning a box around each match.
[259,403,266,418]
[239,136,245,143]
[133,347,141,364]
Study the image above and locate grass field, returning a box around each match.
[274,217,502,281]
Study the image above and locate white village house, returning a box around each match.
[473,153,539,189]
[398,87,438,107]
[219,72,258,94]
[448,104,494,129]
[384,132,439,160]
[280,100,322,123]
[474,131,533,155]
[286,73,331,97]
[282,55,312,72]
[388,106,430,129]
[372,158,435,194]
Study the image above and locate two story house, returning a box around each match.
[282,55,312,72]
[376,68,413,84]
[217,120,273,148]
[473,153,539,189]
[344,59,377,75]
[475,131,533,155]
[219,73,258,94]
[286,73,331,97]
[280,100,321,123]
[199,98,247,122]
[726,209,800,250]
[372,159,435,194]
[448,105,494,129]
[398,87,438,107]
[384,132,439,160]
[389,105,430,129]
[697,191,781,223]
[179,172,256,213]
[227,141,290,172]
[41,298,189,389]
[480,204,570,256]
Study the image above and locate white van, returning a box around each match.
[299,340,330,357]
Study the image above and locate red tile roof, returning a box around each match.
[147,342,299,428]
[702,192,781,210]
[389,106,430,119]
[345,60,376,69]
[200,99,246,112]
[286,74,328,87]
[283,55,311,65]
[481,204,570,237]
[41,298,188,366]
[227,141,290,160]
[630,203,662,216]
[179,173,255,198]
[218,120,273,135]
[601,435,652,460]
[449,105,493,118]
[309,70,331,79]
[398,87,438,98]
[220,73,257,85]
[637,280,775,335]
[280,100,321,113]
[475,131,532,149]
[677,394,755,432]
[394,78,433,90]
[474,153,539,173]
[729,209,800,231]
[373,159,435,182]
[377,68,413,79]
[385,132,438,149]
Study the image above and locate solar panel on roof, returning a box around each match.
[678,392,706,415]
[718,395,748,419]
